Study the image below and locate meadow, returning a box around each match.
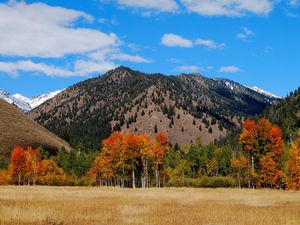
[0,186,300,225]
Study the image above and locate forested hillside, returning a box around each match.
[263,86,300,143]
[29,67,279,150]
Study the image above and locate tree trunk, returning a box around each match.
[237,172,241,188]
[145,160,149,188]
[18,173,21,186]
[156,165,160,188]
[251,154,255,174]
[132,168,136,189]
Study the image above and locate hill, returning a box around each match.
[263,86,300,143]
[29,67,280,149]
[0,99,71,157]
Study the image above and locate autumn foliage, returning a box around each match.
[88,132,169,188]
[1,126,300,190]
[238,118,300,189]
[285,130,300,190]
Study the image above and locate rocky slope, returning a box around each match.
[29,67,280,149]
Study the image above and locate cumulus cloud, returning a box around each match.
[180,0,275,16]
[219,66,241,73]
[0,1,119,58]
[161,34,193,48]
[195,39,225,49]
[73,60,117,76]
[0,1,150,77]
[110,53,151,63]
[162,34,225,50]
[0,59,118,77]
[115,0,179,12]
[0,60,74,77]
[237,27,255,41]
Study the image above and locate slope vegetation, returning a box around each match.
[0,99,71,157]
[29,67,279,149]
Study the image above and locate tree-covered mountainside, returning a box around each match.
[263,86,300,143]
[29,67,280,150]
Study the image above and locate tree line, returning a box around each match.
[0,118,299,189]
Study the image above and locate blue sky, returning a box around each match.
[0,0,299,97]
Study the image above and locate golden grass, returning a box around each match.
[0,186,299,225]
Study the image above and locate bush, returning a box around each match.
[0,170,12,185]
[166,176,237,188]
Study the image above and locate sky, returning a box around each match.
[0,0,299,98]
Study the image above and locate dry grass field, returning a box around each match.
[0,186,300,225]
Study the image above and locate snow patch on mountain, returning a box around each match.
[245,86,281,99]
[0,90,31,111]
[0,89,63,112]
[29,90,63,109]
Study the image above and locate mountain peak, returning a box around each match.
[0,89,62,112]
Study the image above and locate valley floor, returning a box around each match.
[0,186,299,225]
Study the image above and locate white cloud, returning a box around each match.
[0,60,74,77]
[0,59,118,78]
[0,1,150,77]
[174,65,201,73]
[162,34,225,50]
[219,66,241,73]
[110,53,151,63]
[195,39,225,49]
[180,0,274,16]
[115,0,179,12]
[161,34,193,48]
[237,27,255,41]
[88,48,151,63]
[0,1,119,58]
[74,60,117,75]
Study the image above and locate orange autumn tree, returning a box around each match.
[25,147,42,185]
[231,155,249,188]
[102,131,122,186]
[285,130,300,190]
[260,127,284,188]
[88,131,169,188]
[139,134,152,188]
[239,119,257,187]
[152,133,169,188]
[239,118,285,188]
[39,159,67,186]
[87,155,112,186]
[0,168,12,185]
[11,146,27,185]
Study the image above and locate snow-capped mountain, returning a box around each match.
[0,90,63,112]
[0,90,31,112]
[246,86,281,99]
[213,78,281,100]
[28,90,63,109]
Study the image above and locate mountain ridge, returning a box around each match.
[0,89,62,112]
[28,66,280,150]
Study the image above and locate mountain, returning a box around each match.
[27,90,63,109]
[213,79,281,102]
[263,86,300,142]
[29,67,280,149]
[0,90,62,112]
[0,99,71,157]
[0,90,31,112]
[245,86,281,99]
